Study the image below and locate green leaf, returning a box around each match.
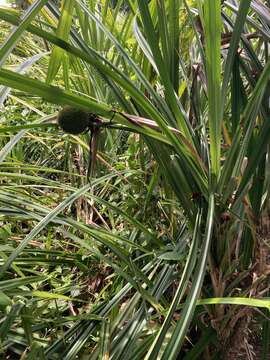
[0,291,12,308]
[161,194,215,360]
[145,210,201,360]
[158,251,184,261]
[32,291,72,301]
[0,303,24,340]
[221,0,252,114]
[204,0,222,179]
[98,318,111,360]
[194,297,270,310]
[47,0,75,83]
[0,276,46,291]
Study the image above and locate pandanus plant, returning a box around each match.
[0,0,270,358]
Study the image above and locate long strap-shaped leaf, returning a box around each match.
[137,0,192,138]
[204,0,222,180]
[221,0,252,115]
[145,210,202,360]
[220,58,270,204]
[71,0,175,125]
[161,193,215,360]
[0,0,48,67]
[46,0,74,83]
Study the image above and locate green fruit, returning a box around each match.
[57,106,89,134]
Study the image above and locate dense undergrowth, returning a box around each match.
[0,0,270,359]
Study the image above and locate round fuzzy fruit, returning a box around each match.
[57,106,89,134]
